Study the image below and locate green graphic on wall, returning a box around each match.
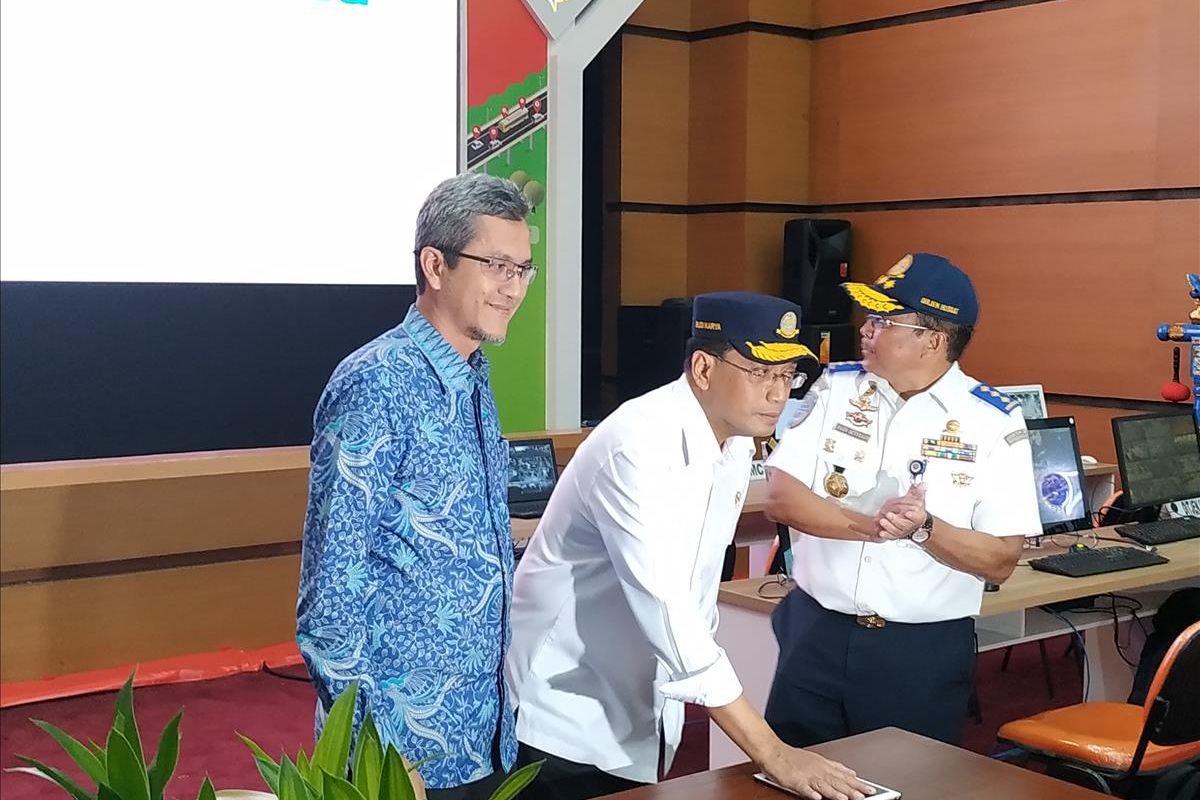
[468,71,549,434]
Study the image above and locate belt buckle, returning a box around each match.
[856,614,886,629]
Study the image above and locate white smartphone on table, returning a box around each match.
[753,771,902,800]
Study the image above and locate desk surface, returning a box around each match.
[606,727,1109,800]
[718,533,1200,616]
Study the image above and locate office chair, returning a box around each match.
[997,621,1200,797]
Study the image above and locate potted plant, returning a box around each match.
[11,674,541,800]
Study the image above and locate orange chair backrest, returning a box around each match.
[1141,619,1200,746]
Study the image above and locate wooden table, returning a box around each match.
[607,727,1111,799]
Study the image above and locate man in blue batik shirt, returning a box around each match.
[297,173,535,800]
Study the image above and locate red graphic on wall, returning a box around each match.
[466,0,547,108]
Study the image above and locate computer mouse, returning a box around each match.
[1080,455,1098,465]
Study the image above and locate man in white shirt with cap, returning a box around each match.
[764,253,1041,748]
[508,292,875,800]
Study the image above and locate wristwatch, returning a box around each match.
[910,513,935,544]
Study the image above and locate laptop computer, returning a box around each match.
[507,438,558,519]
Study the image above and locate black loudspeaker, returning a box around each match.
[783,219,853,325]
[617,298,693,402]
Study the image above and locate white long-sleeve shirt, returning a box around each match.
[506,375,752,783]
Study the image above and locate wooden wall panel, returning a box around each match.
[748,0,814,27]
[813,0,980,27]
[691,0,752,30]
[619,212,689,304]
[620,35,690,204]
[688,36,749,204]
[810,0,1200,202]
[746,34,812,203]
[0,556,300,682]
[1,470,306,572]
[628,0,692,30]
[834,200,1200,401]
[686,214,747,296]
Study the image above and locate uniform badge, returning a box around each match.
[849,382,878,412]
[845,410,872,428]
[834,423,870,443]
[776,311,799,339]
[921,420,977,462]
[824,470,849,499]
[854,450,866,463]
[823,438,837,453]
[951,473,974,487]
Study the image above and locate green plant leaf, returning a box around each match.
[487,761,543,800]
[113,674,145,766]
[296,750,315,785]
[148,710,183,800]
[99,783,123,800]
[10,757,95,800]
[32,719,107,787]
[237,734,280,795]
[311,680,359,779]
[278,755,308,800]
[105,728,151,800]
[352,716,383,800]
[196,777,218,800]
[323,771,368,800]
[87,740,107,763]
[378,745,415,800]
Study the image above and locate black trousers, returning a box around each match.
[514,742,644,800]
[764,588,976,748]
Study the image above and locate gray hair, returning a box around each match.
[413,172,530,294]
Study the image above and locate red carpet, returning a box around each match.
[1,641,1085,799]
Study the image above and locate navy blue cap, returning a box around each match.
[692,291,816,364]
[842,253,979,326]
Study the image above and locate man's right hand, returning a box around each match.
[761,745,875,800]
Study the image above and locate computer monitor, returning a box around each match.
[507,438,558,504]
[997,384,1047,420]
[1027,417,1091,534]
[1113,411,1200,509]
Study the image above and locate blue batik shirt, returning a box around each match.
[297,306,515,789]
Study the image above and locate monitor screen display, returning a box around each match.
[508,440,557,503]
[1115,412,1200,509]
[1028,418,1088,532]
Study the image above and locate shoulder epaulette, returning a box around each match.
[826,361,865,374]
[971,383,1019,414]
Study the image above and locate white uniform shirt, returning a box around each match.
[506,376,753,783]
[768,362,1040,623]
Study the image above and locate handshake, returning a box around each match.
[863,484,929,542]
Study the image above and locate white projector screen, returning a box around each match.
[0,0,457,284]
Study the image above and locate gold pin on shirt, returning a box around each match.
[824,468,849,499]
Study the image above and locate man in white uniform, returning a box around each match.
[508,293,875,800]
[764,253,1041,747]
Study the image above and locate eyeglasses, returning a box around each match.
[865,314,931,333]
[434,250,538,286]
[715,355,803,390]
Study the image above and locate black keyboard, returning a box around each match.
[1029,546,1169,578]
[1116,516,1200,546]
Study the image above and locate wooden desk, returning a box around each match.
[608,728,1110,800]
[718,535,1200,617]
[710,535,1199,768]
